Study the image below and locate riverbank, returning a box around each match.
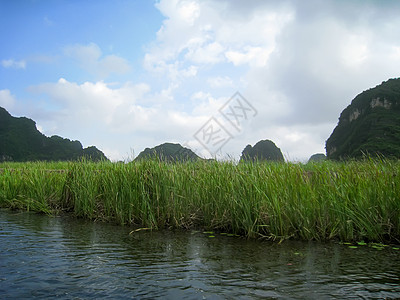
[0,159,399,242]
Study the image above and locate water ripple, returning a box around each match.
[1,210,399,299]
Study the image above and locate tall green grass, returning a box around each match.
[1,159,399,242]
[0,161,68,214]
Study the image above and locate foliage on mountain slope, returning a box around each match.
[326,78,400,160]
[0,107,108,162]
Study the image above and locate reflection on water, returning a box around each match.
[0,209,399,299]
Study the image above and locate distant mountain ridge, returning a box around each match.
[326,78,400,159]
[135,142,201,162]
[0,107,108,162]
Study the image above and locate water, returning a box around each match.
[0,210,399,299]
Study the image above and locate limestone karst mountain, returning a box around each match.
[308,153,326,163]
[240,139,284,162]
[326,78,400,159]
[134,142,201,162]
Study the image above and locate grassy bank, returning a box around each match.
[0,159,399,242]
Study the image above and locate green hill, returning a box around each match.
[307,153,326,163]
[326,78,400,160]
[135,142,201,162]
[0,107,108,162]
[240,140,284,162]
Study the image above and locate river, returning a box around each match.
[0,209,399,299]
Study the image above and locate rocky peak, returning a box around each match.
[326,78,400,159]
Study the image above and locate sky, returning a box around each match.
[1,0,400,162]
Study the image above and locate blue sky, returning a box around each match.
[1,0,400,161]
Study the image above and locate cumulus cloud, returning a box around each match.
[28,78,211,161]
[31,78,149,128]
[0,89,16,109]
[10,0,400,162]
[64,43,131,78]
[144,0,291,76]
[1,59,26,69]
[246,0,400,129]
[207,76,233,88]
[141,0,400,161]
[26,77,254,160]
[225,46,272,67]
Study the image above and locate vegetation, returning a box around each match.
[326,78,400,160]
[240,140,284,162]
[0,107,108,162]
[135,142,201,162]
[308,153,326,163]
[1,159,399,243]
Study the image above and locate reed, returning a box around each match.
[1,158,399,242]
[0,161,68,214]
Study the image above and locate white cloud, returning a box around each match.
[185,41,225,64]
[64,43,131,78]
[31,78,149,126]
[0,89,16,109]
[156,0,201,26]
[26,77,257,161]
[225,46,272,67]
[141,0,400,161]
[145,0,292,78]
[28,78,213,161]
[390,46,400,60]
[190,91,225,116]
[7,0,400,162]
[64,43,101,61]
[99,55,131,75]
[1,59,26,69]
[341,34,369,66]
[207,76,233,88]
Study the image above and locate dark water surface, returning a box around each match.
[0,210,399,299]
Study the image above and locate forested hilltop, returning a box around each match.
[240,140,284,162]
[0,107,108,162]
[326,78,400,160]
[135,142,201,162]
